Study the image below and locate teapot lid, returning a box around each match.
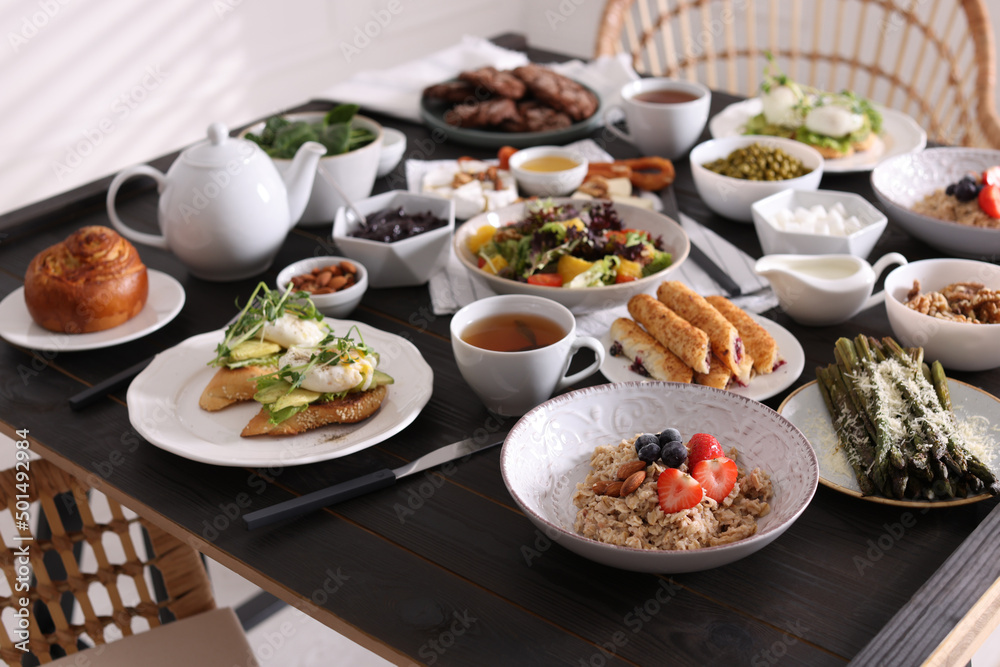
[182,122,258,167]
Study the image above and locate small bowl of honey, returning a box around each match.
[509,146,588,197]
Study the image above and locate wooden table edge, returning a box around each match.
[0,420,421,667]
[849,500,1000,666]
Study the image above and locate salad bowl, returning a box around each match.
[454,199,690,313]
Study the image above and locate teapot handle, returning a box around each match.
[106,165,169,249]
[863,252,908,310]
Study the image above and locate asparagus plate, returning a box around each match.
[778,380,1000,507]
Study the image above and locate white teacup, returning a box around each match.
[603,78,711,158]
[450,295,605,416]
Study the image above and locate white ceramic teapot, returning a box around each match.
[106,122,326,281]
[755,252,907,326]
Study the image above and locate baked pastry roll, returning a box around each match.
[627,294,711,374]
[610,318,693,383]
[705,295,779,375]
[24,226,148,333]
[656,282,744,377]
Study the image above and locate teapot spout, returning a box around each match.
[283,140,327,226]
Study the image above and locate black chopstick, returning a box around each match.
[660,186,742,297]
[69,356,154,411]
[687,242,742,297]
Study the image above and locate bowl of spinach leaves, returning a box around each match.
[242,105,384,227]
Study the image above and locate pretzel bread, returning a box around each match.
[656,282,744,376]
[627,294,711,374]
[610,318,693,383]
[705,295,779,375]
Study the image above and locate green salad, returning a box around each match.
[467,200,672,288]
[246,104,377,159]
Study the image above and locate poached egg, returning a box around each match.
[804,104,864,138]
[761,85,804,128]
[279,346,378,394]
[262,313,327,349]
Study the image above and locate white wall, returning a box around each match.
[2,0,999,216]
[0,0,526,215]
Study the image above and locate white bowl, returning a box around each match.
[883,258,1000,371]
[751,189,888,257]
[871,147,1000,259]
[242,111,383,227]
[508,145,588,197]
[501,382,819,573]
[453,198,690,314]
[275,255,368,318]
[377,128,406,177]
[690,136,824,222]
[333,190,455,288]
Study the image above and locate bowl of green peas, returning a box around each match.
[690,136,824,223]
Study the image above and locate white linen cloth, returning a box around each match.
[425,139,778,337]
[326,35,779,335]
[320,35,638,124]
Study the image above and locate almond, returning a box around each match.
[605,481,624,497]
[620,470,646,496]
[592,480,610,495]
[616,460,646,480]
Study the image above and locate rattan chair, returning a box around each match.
[0,459,216,665]
[595,0,1000,148]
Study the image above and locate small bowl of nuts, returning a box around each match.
[883,258,1000,371]
[276,256,368,318]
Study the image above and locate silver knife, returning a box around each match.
[242,436,504,530]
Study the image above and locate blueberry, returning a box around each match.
[657,428,682,446]
[955,179,979,202]
[946,183,956,196]
[660,440,688,468]
[637,442,661,463]
[634,433,658,453]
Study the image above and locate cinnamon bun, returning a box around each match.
[24,226,149,333]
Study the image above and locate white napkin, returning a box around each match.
[320,35,639,125]
[320,35,529,122]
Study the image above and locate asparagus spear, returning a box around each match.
[817,365,878,496]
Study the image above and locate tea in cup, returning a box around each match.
[450,295,605,416]
[603,78,711,158]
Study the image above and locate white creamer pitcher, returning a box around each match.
[755,253,907,326]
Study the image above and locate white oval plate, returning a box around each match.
[598,313,804,402]
[778,379,1000,507]
[0,270,185,351]
[127,319,434,467]
[709,98,926,173]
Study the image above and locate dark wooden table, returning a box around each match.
[3,37,1000,667]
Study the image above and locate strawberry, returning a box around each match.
[656,469,704,513]
[691,457,739,503]
[687,433,724,467]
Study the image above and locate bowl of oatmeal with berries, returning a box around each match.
[501,382,818,573]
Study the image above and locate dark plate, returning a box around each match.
[419,79,602,149]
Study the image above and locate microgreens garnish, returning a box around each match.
[208,282,325,367]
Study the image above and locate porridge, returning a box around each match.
[573,434,772,551]
[911,190,999,229]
